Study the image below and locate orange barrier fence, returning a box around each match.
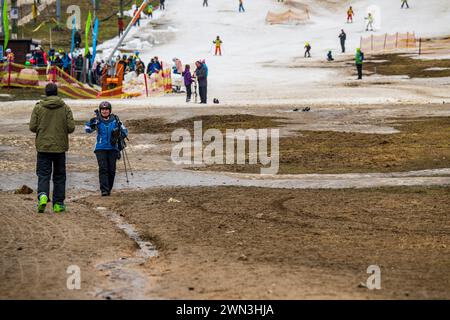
[360,32,417,54]
[360,33,450,56]
[417,37,450,55]
[0,62,174,99]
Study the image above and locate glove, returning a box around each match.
[89,117,99,129]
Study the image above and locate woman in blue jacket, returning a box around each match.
[85,101,128,196]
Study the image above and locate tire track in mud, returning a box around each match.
[1,193,152,299]
[0,200,61,297]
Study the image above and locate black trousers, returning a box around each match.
[36,152,66,204]
[95,150,118,194]
[356,64,363,79]
[341,41,346,53]
[186,84,192,101]
[199,86,207,103]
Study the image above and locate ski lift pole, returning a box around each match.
[106,0,149,74]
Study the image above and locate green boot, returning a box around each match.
[37,194,48,213]
[53,203,66,213]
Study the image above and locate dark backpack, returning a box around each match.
[111,114,128,152]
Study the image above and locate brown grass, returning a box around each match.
[365,54,450,78]
[202,117,450,174]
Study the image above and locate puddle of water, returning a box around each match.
[97,207,158,259]
[87,206,158,299]
[0,145,17,152]
[1,169,449,192]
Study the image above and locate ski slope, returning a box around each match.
[98,0,450,104]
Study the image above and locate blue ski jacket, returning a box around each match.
[85,115,128,151]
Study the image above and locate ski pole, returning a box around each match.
[123,148,134,176]
[122,150,129,183]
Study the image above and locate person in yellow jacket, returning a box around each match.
[213,36,223,56]
[347,6,354,23]
[147,4,153,19]
[304,42,311,58]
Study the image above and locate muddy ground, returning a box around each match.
[0,101,449,299]
[1,186,449,299]
[0,102,449,174]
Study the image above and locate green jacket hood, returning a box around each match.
[40,96,65,109]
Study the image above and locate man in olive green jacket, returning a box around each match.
[29,83,75,213]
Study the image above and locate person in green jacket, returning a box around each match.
[29,83,75,213]
[355,48,364,80]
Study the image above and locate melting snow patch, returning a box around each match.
[424,67,450,71]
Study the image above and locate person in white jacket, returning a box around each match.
[365,13,374,31]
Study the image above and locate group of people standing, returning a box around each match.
[182,60,208,104]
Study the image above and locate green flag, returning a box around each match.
[3,0,9,51]
[84,11,92,56]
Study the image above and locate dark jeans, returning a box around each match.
[186,84,192,101]
[36,152,66,204]
[75,70,82,81]
[95,150,119,194]
[199,86,207,103]
[356,63,363,79]
[341,41,345,53]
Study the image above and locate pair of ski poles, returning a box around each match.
[121,141,134,184]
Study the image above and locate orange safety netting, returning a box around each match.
[0,62,173,99]
[417,37,450,55]
[0,62,106,99]
[266,9,310,25]
[360,32,417,54]
[284,0,310,11]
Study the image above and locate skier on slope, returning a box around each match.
[347,6,354,23]
[239,0,245,12]
[147,4,153,19]
[304,42,311,58]
[213,36,223,56]
[365,13,374,31]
